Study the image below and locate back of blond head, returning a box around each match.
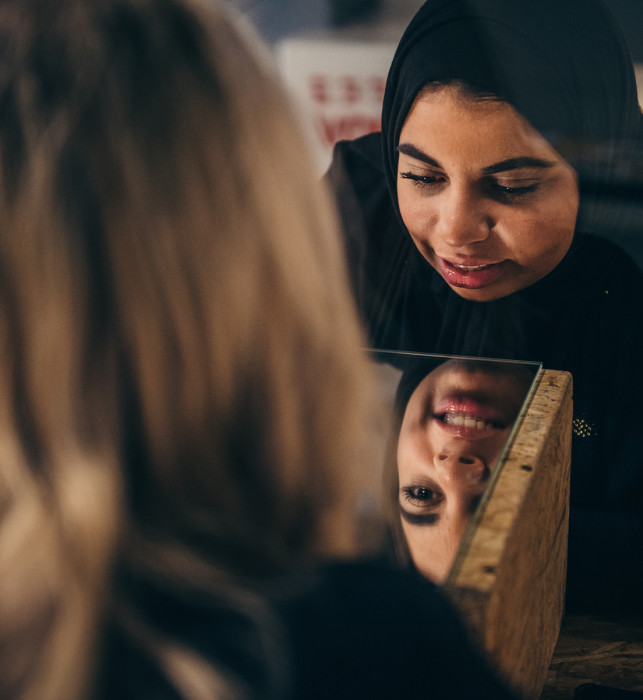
[0,0,376,697]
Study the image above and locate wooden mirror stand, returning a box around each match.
[445,370,573,699]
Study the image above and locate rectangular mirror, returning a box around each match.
[367,349,542,581]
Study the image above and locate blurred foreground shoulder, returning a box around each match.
[271,560,522,700]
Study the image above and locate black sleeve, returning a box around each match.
[563,237,643,614]
[275,560,523,700]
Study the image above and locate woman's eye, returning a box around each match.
[401,485,443,505]
[399,171,446,190]
[488,179,540,202]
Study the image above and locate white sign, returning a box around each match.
[277,38,396,173]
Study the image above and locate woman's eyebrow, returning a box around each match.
[397,143,441,168]
[399,508,440,526]
[482,156,555,175]
[397,147,555,176]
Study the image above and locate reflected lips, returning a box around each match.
[433,397,507,439]
[437,257,507,289]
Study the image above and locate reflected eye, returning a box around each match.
[401,485,443,506]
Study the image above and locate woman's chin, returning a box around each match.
[444,280,514,302]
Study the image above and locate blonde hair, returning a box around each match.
[0,0,376,697]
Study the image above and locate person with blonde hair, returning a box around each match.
[0,0,521,698]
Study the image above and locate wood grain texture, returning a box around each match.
[444,369,573,699]
[541,614,643,698]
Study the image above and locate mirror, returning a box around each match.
[368,350,541,583]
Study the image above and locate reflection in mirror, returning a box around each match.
[370,351,540,584]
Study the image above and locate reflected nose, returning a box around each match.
[434,451,489,485]
[436,187,492,248]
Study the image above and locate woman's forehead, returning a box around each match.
[400,88,566,167]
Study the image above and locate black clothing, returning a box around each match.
[325,0,643,615]
[99,560,520,699]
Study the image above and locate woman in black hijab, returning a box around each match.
[327,0,643,613]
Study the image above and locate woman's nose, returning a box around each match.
[435,186,492,248]
[434,451,489,485]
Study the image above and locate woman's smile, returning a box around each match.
[437,257,509,289]
[433,396,508,439]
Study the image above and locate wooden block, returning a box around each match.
[444,369,573,699]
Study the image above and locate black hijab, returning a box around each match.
[380,0,642,238]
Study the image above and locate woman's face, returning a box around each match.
[397,360,533,582]
[396,86,579,301]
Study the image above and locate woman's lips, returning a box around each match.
[433,397,508,439]
[437,257,508,289]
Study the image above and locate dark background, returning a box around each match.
[232,0,643,63]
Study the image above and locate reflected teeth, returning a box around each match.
[443,413,491,430]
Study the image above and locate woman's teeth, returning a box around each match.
[451,262,492,272]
